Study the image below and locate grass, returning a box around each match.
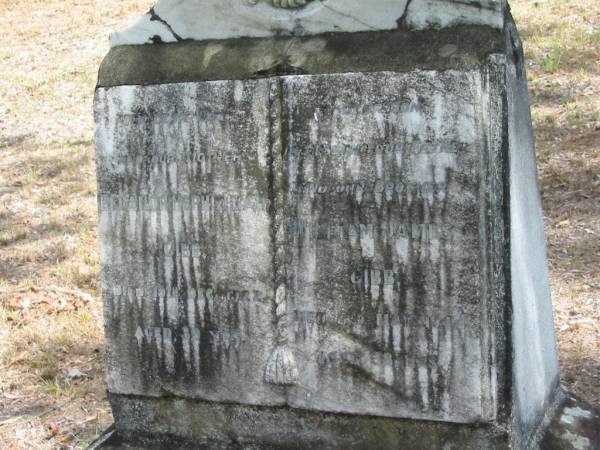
[0,1,153,447]
[541,44,566,72]
[513,0,600,408]
[0,0,598,447]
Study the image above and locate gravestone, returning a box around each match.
[91,1,600,448]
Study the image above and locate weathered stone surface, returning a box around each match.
[95,65,508,423]
[92,394,509,450]
[540,394,600,450]
[97,26,506,88]
[108,0,505,47]
[88,392,600,449]
[96,80,282,406]
[278,70,503,422]
[504,20,562,446]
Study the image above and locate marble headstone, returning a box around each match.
[91,1,600,449]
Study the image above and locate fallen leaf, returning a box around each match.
[48,421,59,437]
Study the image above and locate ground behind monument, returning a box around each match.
[0,0,598,448]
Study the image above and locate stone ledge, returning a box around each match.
[89,393,508,449]
[97,26,504,88]
[87,391,600,449]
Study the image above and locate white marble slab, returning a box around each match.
[109,0,504,47]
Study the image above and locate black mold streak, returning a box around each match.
[396,0,414,29]
[320,4,378,31]
[149,8,183,42]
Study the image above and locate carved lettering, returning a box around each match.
[289,310,325,325]
[351,268,397,287]
[291,220,447,242]
[209,331,241,350]
[99,194,269,213]
[292,221,374,240]
[287,140,460,157]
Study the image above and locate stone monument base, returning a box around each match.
[89,389,599,450]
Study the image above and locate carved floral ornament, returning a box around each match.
[247,0,315,9]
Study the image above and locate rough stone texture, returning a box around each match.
[278,70,503,422]
[96,79,282,407]
[108,0,505,47]
[88,393,600,450]
[97,26,505,88]
[93,394,509,450]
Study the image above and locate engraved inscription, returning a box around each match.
[316,350,363,367]
[209,331,242,350]
[97,80,280,407]
[269,0,312,7]
[99,194,269,213]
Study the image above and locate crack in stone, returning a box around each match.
[396,0,413,28]
[320,4,378,31]
[149,8,183,42]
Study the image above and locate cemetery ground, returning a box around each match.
[0,0,598,447]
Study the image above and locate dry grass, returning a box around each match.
[512,0,600,405]
[0,0,598,448]
[0,1,153,447]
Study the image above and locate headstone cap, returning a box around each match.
[109,0,505,48]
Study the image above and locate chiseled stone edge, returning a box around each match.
[97,26,504,88]
[92,393,509,449]
[88,390,600,449]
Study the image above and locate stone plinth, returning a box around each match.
[91,1,599,448]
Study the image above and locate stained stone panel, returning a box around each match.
[95,80,285,406]
[281,72,499,422]
[95,69,504,424]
